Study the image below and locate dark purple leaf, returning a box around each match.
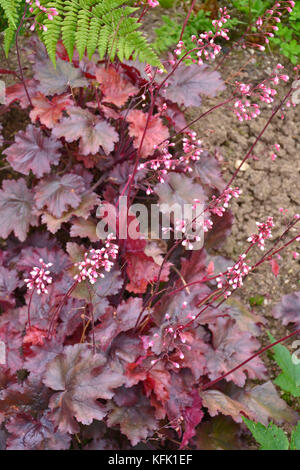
[107,388,157,446]
[0,179,38,241]
[94,298,144,351]
[3,125,61,177]
[0,379,51,423]
[5,413,71,450]
[52,107,119,155]
[180,390,204,449]
[109,161,147,187]
[170,328,210,381]
[108,333,145,388]
[193,152,225,192]
[205,209,233,249]
[35,174,86,218]
[16,245,70,278]
[34,58,88,95]
[0,318,24,373]
[24,338,64,376]
[43,344,125,433]
[206,317,267,387]
[273,291,300,328]
[0,267,21,310]
[165,369,195,423]
[162,102,188,132]
[0,428,7,450]
[155,172,206,212]
[163,64,224,107]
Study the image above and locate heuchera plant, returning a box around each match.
[0,0,299,450]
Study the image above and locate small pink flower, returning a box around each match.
[74,234,119,284]
[148,0,159,7]
[247,217,274,250]
[24,259,53,295]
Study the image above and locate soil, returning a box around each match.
[186,48,300,372]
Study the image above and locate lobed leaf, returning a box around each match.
[52,107,119,155]
[4,125,62,178]
[43,344,125,433]
[0,178,38,241]
[35,174,86,218]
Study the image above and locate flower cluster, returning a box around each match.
[140,131,206,184]
[74,235,119,284]
[181,132,204,167]
[139,141,175,184]
[245,1,296,48]
[233,67,289,121]
[211,187,241,217]
[217,254,252,298]
[24,258,53,295]
[148,0,159,7]
[247,216,275,250]
[174,7,230,65]
[271,143,281,161]
[234,96,261,122]
[26,0,59,32]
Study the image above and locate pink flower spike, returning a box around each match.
[148,0,159,6]
[24,259,53,295]
[74,234,119,284]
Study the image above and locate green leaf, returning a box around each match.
[242,417,289,450]
[249,295,264,307]
[268,332,300,397]
[291,422,300,450]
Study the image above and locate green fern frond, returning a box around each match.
[62,1,80,60]
[0,0,18,27]
[98,24,111,60]
[34,0,162,68]
[41,16,63,65]
[75,10,92,60]
[86,17,101,59]
[1,0,25,55]
[3,24,16,56]
[1,0,162,68]
[92,0,127,18]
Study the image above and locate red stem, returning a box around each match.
[47,281,78,337]
[27,288,35,330]
[179,0,197,42]
[202,327,300,391]
[226,88,293,190]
